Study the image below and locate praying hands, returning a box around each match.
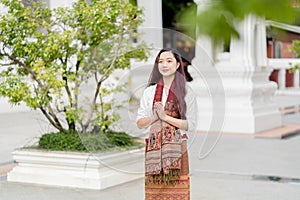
[154,102,167,121]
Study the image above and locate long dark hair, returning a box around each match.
[147,48,187,119]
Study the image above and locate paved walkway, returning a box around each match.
[1,95,300,199]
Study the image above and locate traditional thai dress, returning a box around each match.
[137,79,197,200]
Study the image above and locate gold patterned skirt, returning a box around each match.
[145,141,190,200]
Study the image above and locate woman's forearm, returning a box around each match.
[137,116,158,129]
[164,115,188,131]
[137,115,188,131]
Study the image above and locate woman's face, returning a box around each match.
[158,51,180,78]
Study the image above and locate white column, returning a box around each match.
[229,15,256,67]
[129,0,164,99]
[190,0,220,132]
[255,18,268,68]
[136,0,163,49]
[293,69,300,88]
[192,0,214,68]
[192,3,282,133]
[221,15,281,133]
[278,69,286,90]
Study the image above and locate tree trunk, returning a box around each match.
[68,120,76,132]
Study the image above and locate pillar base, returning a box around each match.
[189,65,282,134]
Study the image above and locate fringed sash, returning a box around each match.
[145,79,182,183]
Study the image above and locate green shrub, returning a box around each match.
[38,131,87,152]
[80,132,115,152]
[105,130,135,147]
[38,130,141,152]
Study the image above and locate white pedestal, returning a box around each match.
[7,148,144,190]
[218,67,281,133]
[190,59,282,134]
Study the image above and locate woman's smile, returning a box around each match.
[158,51,179,77]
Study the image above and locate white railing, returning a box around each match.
[268,58,300,90]
[266,21,300,92]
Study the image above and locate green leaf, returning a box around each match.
[0,0,148,133]
[180,0,296,44]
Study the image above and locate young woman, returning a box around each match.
[136,48,197,200]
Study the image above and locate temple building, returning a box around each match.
[1,0,300,134]
[134,0,300,134]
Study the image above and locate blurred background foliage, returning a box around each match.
[179,0,299,44]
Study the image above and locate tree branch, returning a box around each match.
[3,53,45,90]
[60,57,74,107]
[31,85,65,131]
[83,33,124,130]
[74,59,81,108]
[4,53,65,130]
[39,107,64,132]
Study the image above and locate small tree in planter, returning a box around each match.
[0,0,148,151]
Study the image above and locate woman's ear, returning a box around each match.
[176,62,180,69]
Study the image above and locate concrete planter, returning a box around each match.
[7,148,144,190]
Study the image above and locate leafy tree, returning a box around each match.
[180,0,297,44]
[289,40,300,72]
[0,0,148,133]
